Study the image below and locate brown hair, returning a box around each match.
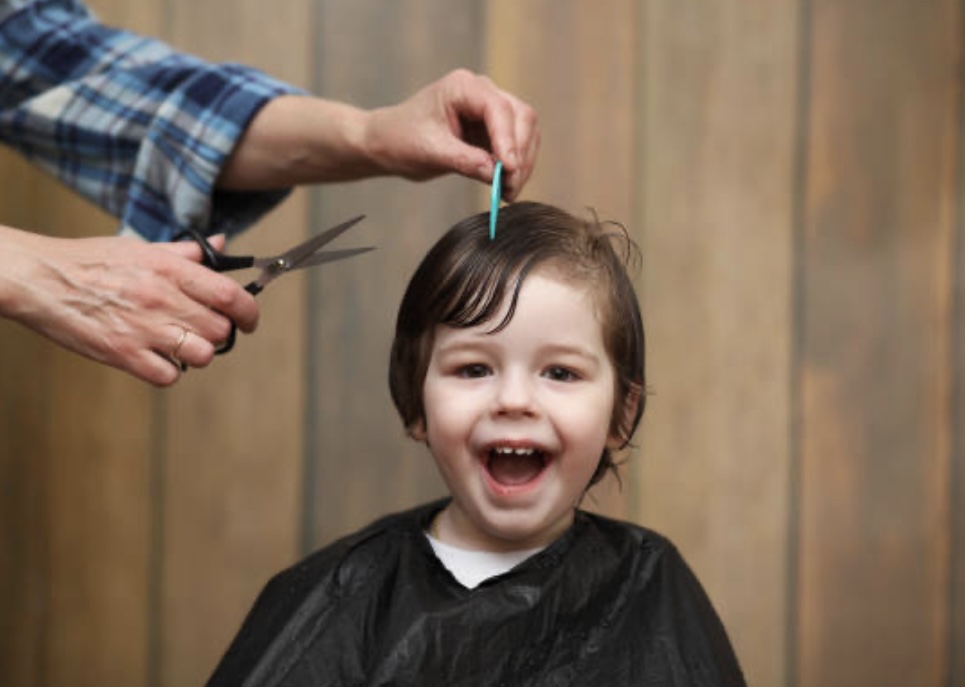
[389,201,645,486]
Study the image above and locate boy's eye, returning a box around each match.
[456,363,490,379]
[543,366,579,382]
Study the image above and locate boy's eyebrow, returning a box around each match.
[433,338,492,355]
[435,338,604,366]
[537,343,605,367]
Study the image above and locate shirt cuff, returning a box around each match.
[123,64,305,242]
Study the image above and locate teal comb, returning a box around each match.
[489,160,503,240]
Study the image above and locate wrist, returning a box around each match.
[355,105,405,177]
[315,99,386,178]
[0,225,44,319]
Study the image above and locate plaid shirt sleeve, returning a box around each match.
[0,0,304,241]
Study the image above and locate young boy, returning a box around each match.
[206,202,745,686]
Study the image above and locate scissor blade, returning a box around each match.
[249,215,367,291]
[287,246,375,270]
[261,215,366,268]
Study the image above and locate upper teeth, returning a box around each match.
[493,447,535,456]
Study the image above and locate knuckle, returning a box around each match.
[208,279,241,311]
[105,333,137,362]
[133,284,168,311]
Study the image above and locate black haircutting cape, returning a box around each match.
[206,500,745,687]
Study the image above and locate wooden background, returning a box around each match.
[0,1,962,685]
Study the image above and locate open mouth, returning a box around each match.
[484,445,549,488]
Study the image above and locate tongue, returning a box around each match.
[488,452,544,486]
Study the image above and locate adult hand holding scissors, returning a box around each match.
[0,226,258,387]
[173,216,372,360]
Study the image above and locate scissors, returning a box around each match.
[174,215,373,355]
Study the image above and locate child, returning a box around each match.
[206,201,745,686]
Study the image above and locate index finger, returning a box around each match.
[456,81,539,201]
[499,95,540,202]
[157,237,259,333]
[175,259,260,334]
[164,253,258,333]
[447,73,521,170]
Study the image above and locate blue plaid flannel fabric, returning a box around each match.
[0,0,302,241]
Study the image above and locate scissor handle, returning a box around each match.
[172,228,252,272]
[171,229,255,357]
[216,325,237,356]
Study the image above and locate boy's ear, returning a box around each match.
[608,385,642,449]
[408,419,428,442]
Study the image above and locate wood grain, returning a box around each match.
[952,238,965,687]
[955,277,965,687]
[635,2,799,685]
[954,15,965,681]
[798,1,958,685]
[956,172,965,683]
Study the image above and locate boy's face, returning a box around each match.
[415,269,620,552]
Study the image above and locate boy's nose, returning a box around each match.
[492,371,538,416]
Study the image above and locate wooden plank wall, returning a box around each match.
[1,1,963,686]
[636,3,797,686]
[798,2,959,686]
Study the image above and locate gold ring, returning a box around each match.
[171,327,189,363]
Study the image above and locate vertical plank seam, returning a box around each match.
[947,1,965,683]
[629,0,645,518]
[787,0,814,685]
[148,9,174,687]
[36,395,51,687]
[147,390,166,687]
[301,0,323,558]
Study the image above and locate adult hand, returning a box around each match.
[0,227,258,387]
[364,69,540,201]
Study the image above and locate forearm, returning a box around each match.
[217,95,386,190]
[0,1,299,241]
